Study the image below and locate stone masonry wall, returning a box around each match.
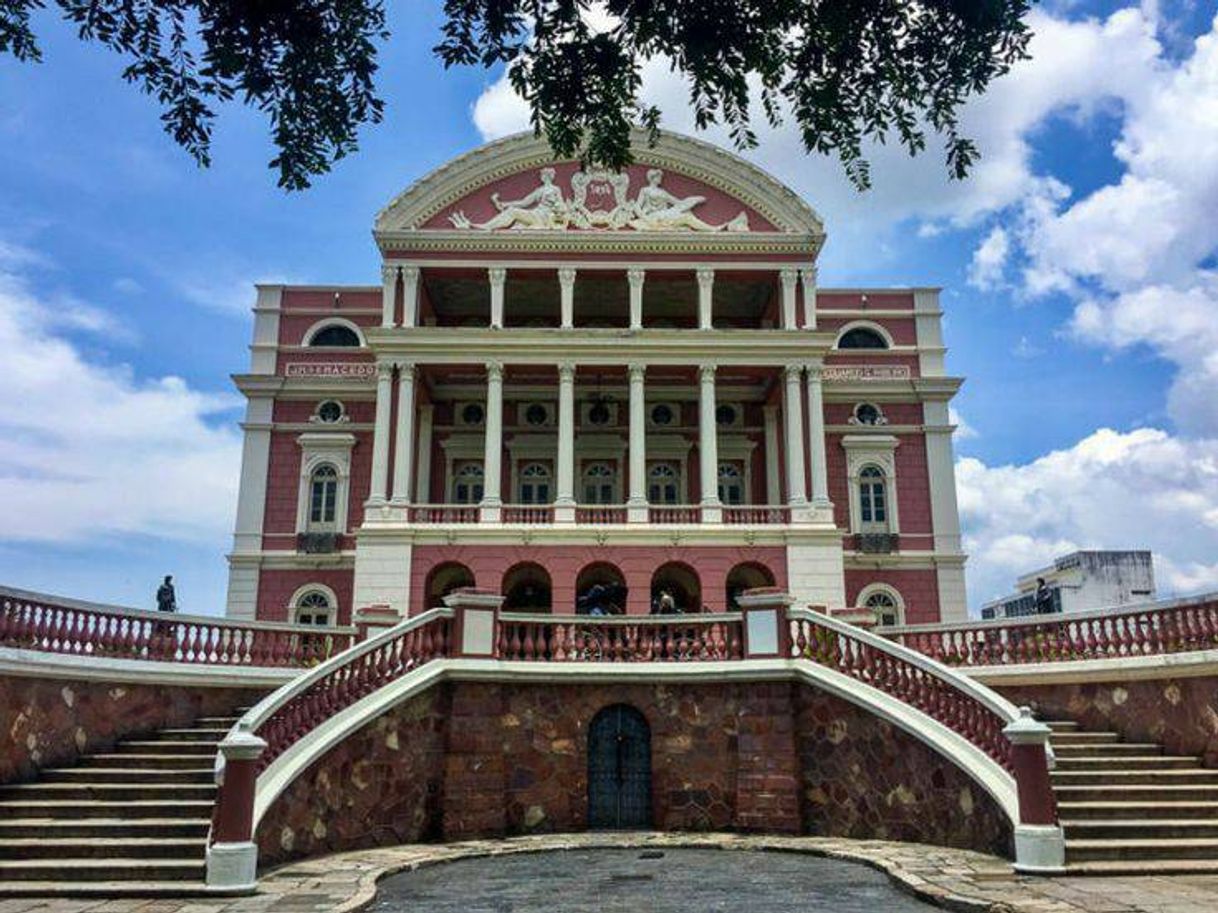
[997,676,1218,768]
[258,678,1011,869]
[0,674,267,784]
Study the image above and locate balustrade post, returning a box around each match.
[206,724,267,892]
[736,589,794,659]
[353,604,401,641]
[1004,707,1065,874]
[444,589,503,658]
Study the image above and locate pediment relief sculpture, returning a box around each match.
[448,167,750,232]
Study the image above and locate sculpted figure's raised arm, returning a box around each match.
[449,168,571,230]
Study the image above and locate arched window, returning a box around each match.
[309,464,338,526]
[294,589,333,626]
[518,462,551,504]
[582,462,617,504]
[648,463,680,504]
[725,562,776,610]
[452,462,484,504]
[859,465,888,529]
[864,589,902,627]
[307,323,362,347]
[425,562,475,608]
[651,562,701,614]
[717,463,744,505]
[837,326,889,350]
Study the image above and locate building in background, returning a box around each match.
[980,550,1156,619]
[223,129,969,627]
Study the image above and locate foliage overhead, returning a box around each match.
[1,0,1035,190]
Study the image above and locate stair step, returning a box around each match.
[1066,859,1218,876]
[1059,800,1218,820]
[0,800,215,820]
[0,858,205,882]
[1053,743,1164,757]
[80,753,217,770]
[194,717,239,725]
[1053,756,1202,771]
[1046,721,1079,731]
[0,837,206,860]
[1053,769,1218,786]
[1055,785,1218,802]
[147,728,229,742]
[0,881,209,897]
[1063,819,1218,839]
[0,818,209,838]
[113,741,218,755]
[0,783,216,802]
[39,767,214,784]
[1049,732,1122,745]
[1066,837,1218,862]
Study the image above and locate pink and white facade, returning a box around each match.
[223,130,968,627]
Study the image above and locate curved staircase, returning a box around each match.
[0,712,240,895]
[1051,720,1218,873]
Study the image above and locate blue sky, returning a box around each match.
[1,0,1216,615]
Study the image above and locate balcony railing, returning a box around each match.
[648,505,701,524]
[723,505,790,525]
[0,586,355,668]
[501,505,554,524]
[498,612,744,662]
[408,504,479,523]
[575,505,627,524]
[404,503,799,525]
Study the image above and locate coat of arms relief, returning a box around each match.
[448,167,750,232]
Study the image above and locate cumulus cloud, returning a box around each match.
[968,226,1011,290]
[0,252,242,543]
[957,428,1218,606]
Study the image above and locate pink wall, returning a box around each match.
[845,569,940,625]
[256,568,356,625]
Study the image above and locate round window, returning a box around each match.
[588,401,611,425]
[525,403,548,426]
[462,403,485,426]
[715,404,737,427]
[855,403,881,425]
[316,400,343,423]
[651,404,674,426]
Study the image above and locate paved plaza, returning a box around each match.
[2,833,1217,913]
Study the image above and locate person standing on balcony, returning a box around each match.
[156,575,177,613]
[1033,577,1054,615]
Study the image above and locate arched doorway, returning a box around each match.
[502,562,552,611]
[575,562,627,615]
[424,562,475,608]
[587,704,652,829]
[725,562,777,610]
[650,562,701,614]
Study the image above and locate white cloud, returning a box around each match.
[957,427,1218,606]
[968,226,1011,290]
[949,407,979,441]
[471,70,531,142]
[0,257,242,544]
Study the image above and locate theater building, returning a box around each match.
[223,129,968,627]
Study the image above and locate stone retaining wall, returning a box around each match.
[257,679,1011,867]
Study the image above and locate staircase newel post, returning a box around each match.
[445,589,504,659]
[206,723,268,893]
[1004,707,1066,875]
[736,588,794,659]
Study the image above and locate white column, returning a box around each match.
[696,267,714,329]
[488,267,506,328]
[415,404,434,504]
[558,267,576,329]
[801,266,818,330]
[480,361,504,520]
[627,363,647,521]
[628,268,645,330]
[763,404,781,505]
[389,363,416,506]
[367,362,394,506]
[783,366,808,507]
[380,264,399,328]
[555,361,576,522]
[400,266,420,328]
[698,364,722,522]
[805,366,831,509]
[780,268,798,329]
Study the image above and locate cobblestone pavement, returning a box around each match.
[1,833,1216,913]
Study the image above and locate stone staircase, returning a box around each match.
[0,711,238,895]
[1051,720,1218,873]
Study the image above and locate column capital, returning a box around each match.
[783,364,802,381]
[400,265,420,281]
[557,361,577,381]
[696,267,715,286]
[800,265,818,283]
[627,267,646,286]
[557,266,577,285]
[628,362,647,380]
[699,363,717,382]
[376,362,395,381]
[780,267,799,284]
[485,360,504,380]
[380,263,399,283]
[395,360,416,379]
[488,266,507,285]
[804,364,824,382]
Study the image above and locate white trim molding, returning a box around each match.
[842,434,901,534]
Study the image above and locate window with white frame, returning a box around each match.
[582,462,617,504]
[308,464,339,528]
[293,589,334,626]
[859,465,888,530]
[648,462,680,504]
[842,435,900,535]
[718,462,744,504]
[295,433,355,535]
[518,462,551,504]
[863,588,903,627]
[452,461,484,504]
